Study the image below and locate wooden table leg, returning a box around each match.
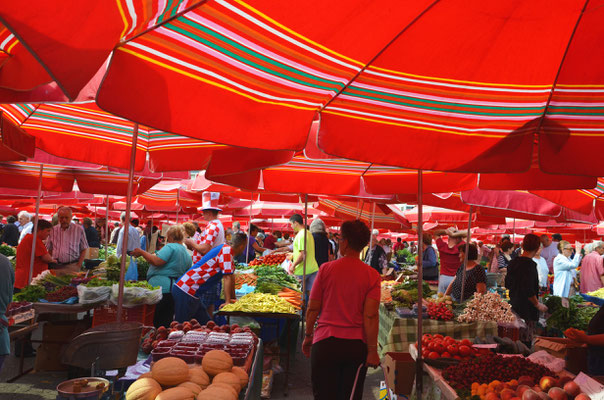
[283,319,291,396]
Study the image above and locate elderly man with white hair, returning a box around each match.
[580,241,604,293]
[364,229,387,275]
[117,212,142,281]
[47,207,89,274]
[17,211,33,244]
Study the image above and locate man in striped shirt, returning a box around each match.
[47,207,89,274]
[172,232,247,324]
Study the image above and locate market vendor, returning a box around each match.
[579,241,604,294]
[434,227,467,294]
[553,240,582,297]
[421,233,439,281]
[0,254,14,373]
[505,234,548,346]
[288,214,319,294]
[565,305,604,375]
[235,224,268,263]
[131,225,192,328]
[14,219,56,290]
[184,192,225,265]
[117,212,141,281]
[172,232,248,324]
[445,243,486,302]
[47,206,89,275]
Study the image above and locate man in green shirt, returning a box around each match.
[288,214,319,294]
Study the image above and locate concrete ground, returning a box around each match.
[0,324,384,400]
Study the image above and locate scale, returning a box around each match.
[56,377,111,400]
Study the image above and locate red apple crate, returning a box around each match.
[92,304,155,328]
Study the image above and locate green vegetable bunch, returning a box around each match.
[86,278,116,287]
[255,266,299,289]
[13,285,46,302]
[544,294,599,332]
[136,256,150,280]
[0,244,16,257]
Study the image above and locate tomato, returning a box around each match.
[453,355,462,360]
[441,352,451,358]
[433,334,443,340]
[427,352,440,359]
[459,345,471,356]
[422,334,432,341]
[427,342,437,351]
[444,336,453,342]
[433,343,445,354]
[447,345,459,355]
[460,339,473,347]
[422,350,430,359]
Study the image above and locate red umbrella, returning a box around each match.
[4,1,604,176]
[315,199,411,230]
[531,179,604,219]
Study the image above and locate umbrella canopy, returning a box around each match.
[531,179,604,220]
[4,1,604,175]
[315,199,411,230]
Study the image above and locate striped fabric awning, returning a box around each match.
[4,1,604,175]
[316,199,411,230]
[531,179,604,220]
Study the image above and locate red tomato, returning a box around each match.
[433,334,443,340]
[460,339,473,347]
[427,342,437,351]
[444,336,453,342]
[422,334,432,341]
[422,350,430,359]
[453,355,462,360]
[441,352,451,358]
[459,345,471,356]
[433,343,445,354]
[427,352,440,359]
[446,345,458,355]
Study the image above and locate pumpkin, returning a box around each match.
[202,350,233,377]
[231,367,249,388]
[212,372,241,393]
[155,386,195,400]
[188,367,210,389]
[125,377,162,400]
[151,357,189,386]
[177,382,202,396]
[209,382,238,398]
[196,385,237,400]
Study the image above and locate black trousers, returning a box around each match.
[153,293,174,328]
[311,337,368,400]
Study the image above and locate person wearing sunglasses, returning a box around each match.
[553,240,582,297]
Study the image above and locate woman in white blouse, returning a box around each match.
[553,240,582,297]
[533,245,550,289]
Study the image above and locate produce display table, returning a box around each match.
[7,321,39,383]
[378,304,498,355]
[217,310,300,396]
[580,293,604,307]
[33,301,101,315]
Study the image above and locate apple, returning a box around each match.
[547,387,567,400]
[533,385,543,393]
[540,376,558,392]
[536,393,551,400]
[519,376,535,387]
[574,394,591,400]
[517,385,533,397]
[485,393,499,400]
[562,381,580,397]
[500,388,516,400]
[557,376,572,387]
[522,390,541,400]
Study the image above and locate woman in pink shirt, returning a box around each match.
[303,220,381,400]
[581,242,604,294]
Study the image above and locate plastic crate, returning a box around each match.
[92,304,155,328]
[498,325,520,341]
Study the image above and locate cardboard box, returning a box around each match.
[384,352,416,396]
[533,337,588,375]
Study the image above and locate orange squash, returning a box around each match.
[212,372,241,393]
[177,381,202,396]
[155,386,195,400]
[151,357,189,386]
[231,367,249,388]
[201,350,233,377]
[125,377,162,400]
[188,367,210,389]
[209,382,238,398]
[196,384,237,400]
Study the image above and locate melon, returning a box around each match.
[209,382,238,398]
[212,372,241,393]
[125,377,162,400]
[201,350,233,377]
[177,381,203,396]
[188,367,211,389]
[151,357,189,386]
[196,385,237,400]
[155,386,195,400]
[139,372,153,379]
[231,367,249,388]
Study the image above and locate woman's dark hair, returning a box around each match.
[459,243,479,261]
[501,241,514,252]
[7,215,16,223]
[37,219,52,231]
[340,220,370,252]
[422,233,432,247]
[249,224,259,234]
[522,234,540,252]
[289,214,303,225]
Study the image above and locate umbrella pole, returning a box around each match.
[460,206,473,303]
[301,194,308,341]
[117,124,139,322]
[416,170,424,398]
[105,195,109,260]
[370,202,376,236]
[28,164,43,285]
[246,193,253,263]
[176,190,180,223]
[512,218,516,243]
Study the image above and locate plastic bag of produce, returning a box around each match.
[76,284,112,304]
[109,284,163,307]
